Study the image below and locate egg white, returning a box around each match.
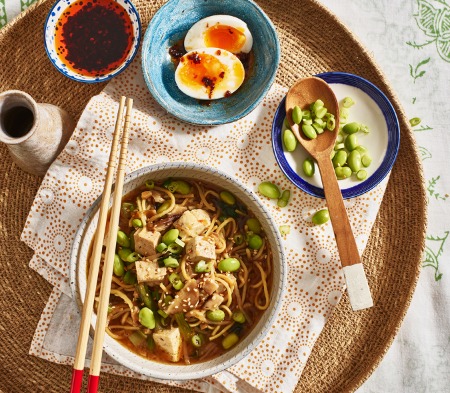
[175,47,245,100]
[184,15,253,54]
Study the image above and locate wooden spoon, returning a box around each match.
[286,76,373,311]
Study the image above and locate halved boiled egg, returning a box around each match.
[175,47,245,100]
[184,15,253,54]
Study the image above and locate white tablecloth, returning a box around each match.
[2,0,449,392]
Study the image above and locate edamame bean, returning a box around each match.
[222,333,239,349]
[220,190,236,205]
[302,124,317,139]
[312,209,330,225]
[162,228,179,245]
[206,309,225,322]
[335,166,352,179]
[347,150,362,173]
[344,133,359,151]
[246,218,261,234]
[332,150,347,168]
[356,170,368,180]
[117,230,131,248]
[361,155,372,167]
[163,256,179,268]
[342,122,361,134]
[334,142,345,151]
[113,254,125,277]
[283,128,297,152]
[292,106,302,124]
[132,218,143,228]
[248,234,263,250]
[327,116,336,130]
[232,311,246,324]
[315,106,327,119]
[302,157,315,177]
[277,190,291,208]
[258,181,281,199]
[123,271,137,285]
[218,257,240,272]
[139,307,156,329]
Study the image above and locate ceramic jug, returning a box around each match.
[0,90,75,177]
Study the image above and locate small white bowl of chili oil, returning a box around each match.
[44,0,141,83]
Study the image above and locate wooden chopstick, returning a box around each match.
[70,96,127,393]
[86,97,133,393]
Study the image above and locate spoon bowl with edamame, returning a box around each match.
[285,76,373,311]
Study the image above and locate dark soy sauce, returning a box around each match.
[1,106,34,138]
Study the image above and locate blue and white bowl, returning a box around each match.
[272,72,400,199]
[141,0,280,125]
[44,0,141,83]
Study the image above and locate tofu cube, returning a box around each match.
[153,328,182,363]
[134,227,161,257]
[186,236,216,262]
[174,209,211,238]
[135,259,166,285]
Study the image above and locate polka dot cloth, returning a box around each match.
[23,54,388,393]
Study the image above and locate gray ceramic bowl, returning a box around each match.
[141,0,280,125]
[69,162,286,380]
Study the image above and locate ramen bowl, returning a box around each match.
[44,0,141,83]
[70,162,286,380]
[141,0,280,125]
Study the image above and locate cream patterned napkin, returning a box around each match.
[22,54,388,393]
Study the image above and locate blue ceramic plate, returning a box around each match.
[272,72,400,199]
[44,0,141,83]
[141,0,280,125]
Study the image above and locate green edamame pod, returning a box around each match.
[258,182,281,199]
[312,209,330,225]
[162,228,179,245]
[342,122,361,134]
[302,157,315,177]
[220,191,236,206]
[344,133,359,151]
[302,124,317,139]
[335,166,352,180]
[347,150,362,173]
[117,230,131,248]
[332,150,348,168]
[222,333,239,349]
[113,254,125,277]
[283,129,297,152]
[246,218,261,234]
[292,106,302,124]
[206,309,225,322]
[139,307,156,329]
[218,257,240,272]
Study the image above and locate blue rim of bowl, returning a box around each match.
[272,72,400,199]
[141,0,280,125]
[69,162,286,379]
[43,0,141,84]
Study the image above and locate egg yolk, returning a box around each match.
[204,25,246,53]
[179,52,227,96]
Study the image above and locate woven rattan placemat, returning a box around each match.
[0,0,427,392]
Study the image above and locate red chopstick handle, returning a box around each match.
[87,375,100,393]
[70,369,84,393]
